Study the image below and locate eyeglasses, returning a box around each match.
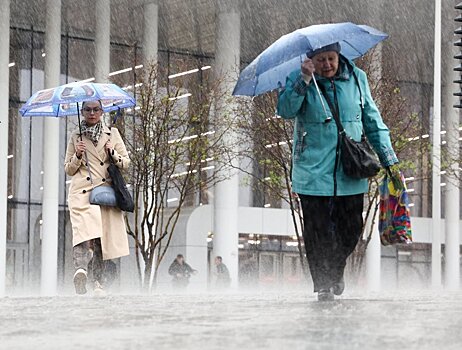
[83,107,102,113]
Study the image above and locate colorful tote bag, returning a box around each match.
[378,172,412,246]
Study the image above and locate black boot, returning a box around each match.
[333,275,345,296]
[317,288,335,301]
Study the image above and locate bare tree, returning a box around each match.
[117,62,237,291]
[348,52,429,278]
[235,93,309,279]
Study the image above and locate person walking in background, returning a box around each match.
[214,256,231,289]
[64,100,131,296]
[168,254,197,289]
[277,43,403,301]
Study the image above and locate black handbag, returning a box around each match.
[340,133,381,178]
[107,156,135,212]
[106,128,135,212]
[318,72,381,179]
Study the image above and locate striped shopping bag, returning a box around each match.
[378,172,412,246]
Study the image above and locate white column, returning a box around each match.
[364,1,383,292]
[443,2,460,291]
[213,0,241,288]
[366,203,381,291]
[431,0,442,289]
[365,45,382,292]
[444,134,460,290]
[143,0,158,66]
[95,0,110,83]
[0,0,10,297]
[41,0,61,296]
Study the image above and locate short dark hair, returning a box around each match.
[177,254,184,259]
[216,256,222,262]
[81,100,102,109]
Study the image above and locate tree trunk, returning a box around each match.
[143,260,153,294]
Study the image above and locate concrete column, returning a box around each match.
[95,0,110,83]
[443,1,460,290]
[0,0,10,297]
[41,0,61,296]
[364,46,383,291]
[366,204,381,291]
[432,0,442,289]
[364,1,383,292]
[444,125,460,290]
[143,0,158,67]
[213,0,241,288]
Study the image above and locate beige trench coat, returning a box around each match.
[64,125,130,260]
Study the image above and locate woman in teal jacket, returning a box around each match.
[277,43,398,301]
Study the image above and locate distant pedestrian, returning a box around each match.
[168,254,197,289]
[214,256,231,289]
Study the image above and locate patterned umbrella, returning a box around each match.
[19,81,135,117]
[19,81,136,139]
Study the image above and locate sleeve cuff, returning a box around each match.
[293,74,309,95]
[378,147,399,167]
[72,154,83,166]
[301,73,311,84]
[111,149,125,166]
[111,148,119,160]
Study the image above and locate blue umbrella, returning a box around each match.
[20,81,136,140]
[233,22,388,96]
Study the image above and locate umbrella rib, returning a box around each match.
[342,40,364,57]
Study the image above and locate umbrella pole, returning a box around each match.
[77,102,90,172]
[311,74,331,122]
[113,105,121,125]
[77,102,83,141]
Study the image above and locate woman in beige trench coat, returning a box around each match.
[64,100,130,295]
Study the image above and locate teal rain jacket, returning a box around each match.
[277,56,398,196]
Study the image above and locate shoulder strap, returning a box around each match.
[350,70,367,137]
[84,151,95,189]
[107,127,115,164]
[86,126,115,188]
[351,70,365,111]
[319,70,365,134]
[318,83,345,134]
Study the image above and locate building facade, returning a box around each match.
[1,0,461,294]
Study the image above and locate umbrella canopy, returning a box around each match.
[233,22,388,96]
[19,81,136,117]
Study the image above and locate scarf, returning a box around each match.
[80,120,103,146]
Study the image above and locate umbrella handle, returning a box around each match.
[311,74,331,123]
[77,102,83,141]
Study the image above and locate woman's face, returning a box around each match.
[312,51,339,78]
[82,101,103,126]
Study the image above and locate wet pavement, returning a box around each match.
[0,290,461,349]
